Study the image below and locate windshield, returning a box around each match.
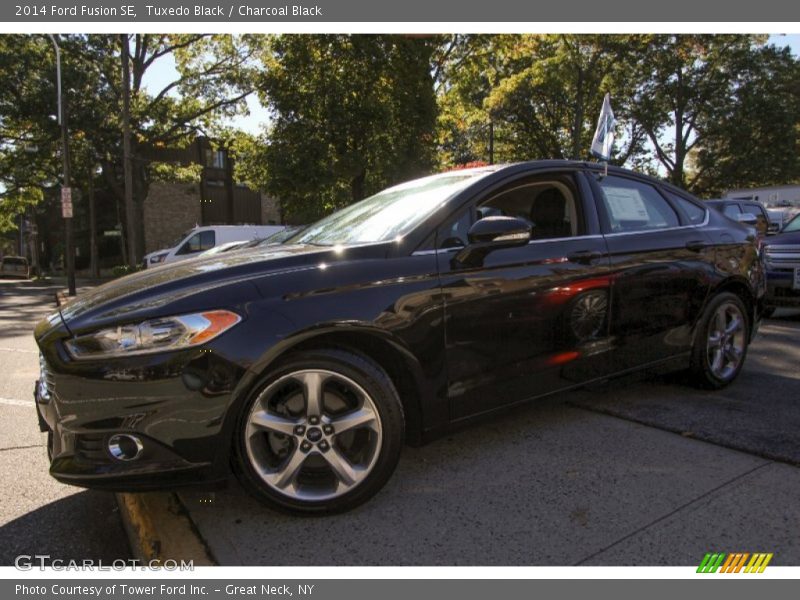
[286,170,492,246]
[169,230,194,249]
[783,214,800,233]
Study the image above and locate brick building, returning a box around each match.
[140,136,281,254]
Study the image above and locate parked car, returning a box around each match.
[34,161,765,514]
[143,225,285,268]
[705,199,772,236]
[197,240,249,257]
[761,212,800,317]
[767,208,791,233]
[0,255,30,279]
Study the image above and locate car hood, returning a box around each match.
[144,248,170,259]
[55,243,387,335]
[765,231,800,246]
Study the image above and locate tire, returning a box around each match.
[762,306,776,319]
[688,292,750,390]
[232,348,404,514]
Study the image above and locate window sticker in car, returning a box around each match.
[603,186,649,221]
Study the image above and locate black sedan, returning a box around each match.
[34,161,766,513]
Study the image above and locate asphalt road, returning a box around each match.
[1,277,799,567]
[0,278,131,566]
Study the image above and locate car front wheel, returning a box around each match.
[232,348,404,514]
[689,292,750,389]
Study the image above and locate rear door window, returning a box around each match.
[597,176,679,233]
[2,257,27,266]
[722,204,742,219]
[663,191,707,225]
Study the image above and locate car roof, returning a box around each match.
[705,198,761,206]
[456,160,699,202]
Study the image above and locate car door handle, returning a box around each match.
[685,240,709,252]
[567,250,603,264]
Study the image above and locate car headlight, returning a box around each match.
[64,310,241,360]
[150,253,168,264]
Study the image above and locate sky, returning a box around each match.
[140,34,800,137]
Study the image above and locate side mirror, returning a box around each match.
[454,216,531,267]
[736,213,758,226]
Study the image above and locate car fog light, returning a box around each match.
[108,434,143,461]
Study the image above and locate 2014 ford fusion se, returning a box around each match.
[34,161,765,513]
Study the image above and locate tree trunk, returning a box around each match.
[350,169,366,204]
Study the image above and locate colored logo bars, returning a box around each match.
[697,552,773,573]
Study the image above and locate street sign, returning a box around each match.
[103,230,122,237]
[61,186,73,218]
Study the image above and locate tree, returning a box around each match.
[1,34,258,265]
[691,44,800,196]
[256,35,438,223]
[626,35,769,189]
[436,35,650,167]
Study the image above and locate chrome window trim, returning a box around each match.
[411,234,606,256]
[603,208,710,237]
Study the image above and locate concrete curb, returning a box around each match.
[116,492,217,566]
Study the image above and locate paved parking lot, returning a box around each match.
[0,279,131,565]
[180,311,800,566]
[1,278,798,566]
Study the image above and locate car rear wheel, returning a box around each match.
[232,348,404,514]
[689,292,749,389]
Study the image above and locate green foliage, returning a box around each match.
[0,187,43,232]
[256,35,438,223]
[436,34,799,195]
[149,162,203,184]
[111,263,141,277]
[2,33,799,241]
[692,44,800,196]
[0,34,257,260]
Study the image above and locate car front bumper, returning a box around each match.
[33,347,246,492]
[766,269,800,308]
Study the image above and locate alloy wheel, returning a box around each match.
[706,301,746,381]
[244,369,383,502]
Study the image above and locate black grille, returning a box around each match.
[75,434,108,462]
[773,287,800,299]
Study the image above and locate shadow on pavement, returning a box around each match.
[0,489,131,566]
[569,317,800,466]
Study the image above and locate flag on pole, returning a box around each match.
[590,93,616,161]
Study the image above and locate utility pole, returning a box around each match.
[48,34,76,296]
[88,168,98,279]
[121,34,138,268]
